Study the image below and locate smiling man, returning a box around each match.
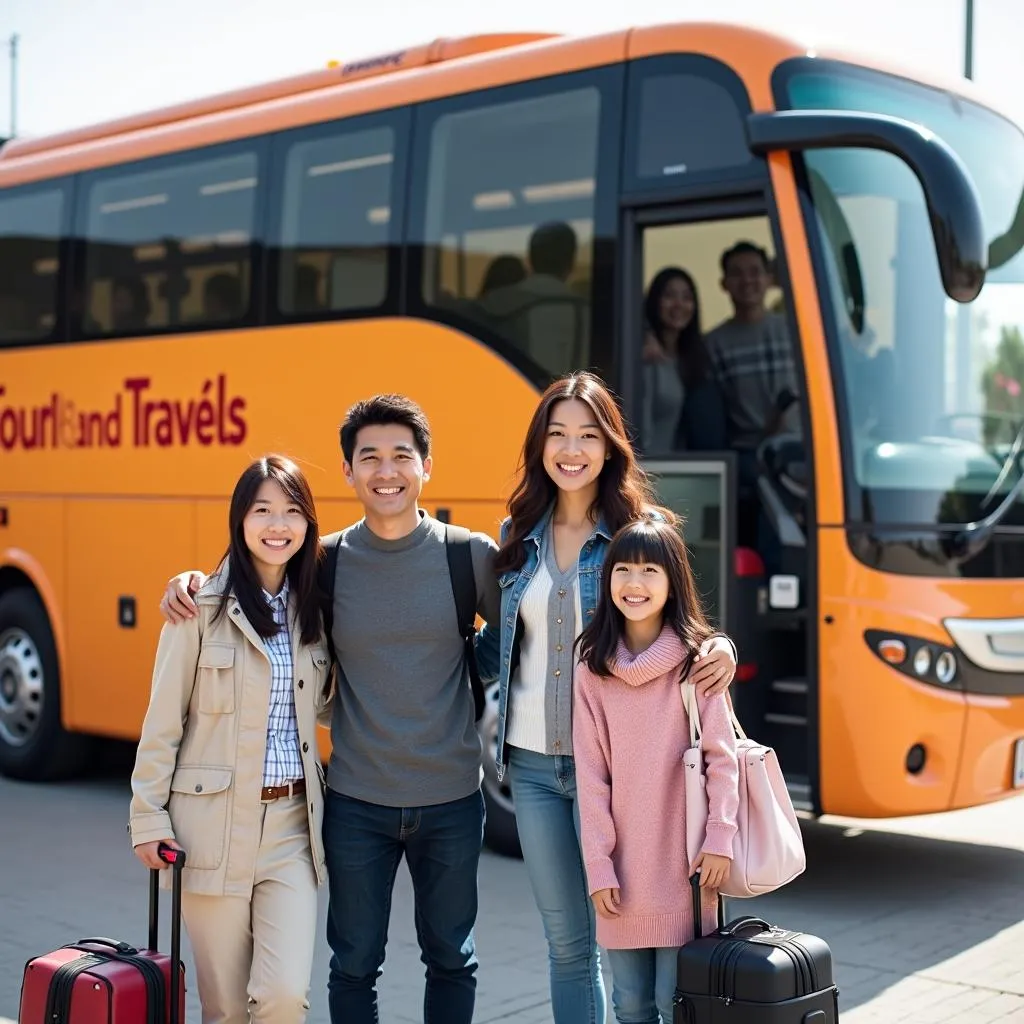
[704,241,801,451]
[319,393,500,1024]
[158,393,501,1024]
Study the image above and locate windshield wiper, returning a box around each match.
[948,419,1024,562]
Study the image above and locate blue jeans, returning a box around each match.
[322,788,485,1024]
[508,746,606,1024]
[606,947,680,1024]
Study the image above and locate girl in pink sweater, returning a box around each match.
[573,518,740,1024]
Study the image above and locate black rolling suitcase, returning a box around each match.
[673,876,839,1023]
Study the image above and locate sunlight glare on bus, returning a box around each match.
[99,194,168,214]
[521,178,595,203]
[198,178,258,196]
[308,153,394,177]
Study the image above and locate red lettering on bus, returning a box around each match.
[0,375,248,451]
[195,379,216,446]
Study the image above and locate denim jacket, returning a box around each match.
[475,508,613,782]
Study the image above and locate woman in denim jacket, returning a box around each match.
[477,372,737,1024]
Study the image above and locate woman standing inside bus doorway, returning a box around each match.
[129,454,333,1024]
[476,372,737,1024]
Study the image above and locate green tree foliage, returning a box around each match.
[981,325,1024,444]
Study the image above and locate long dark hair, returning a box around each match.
[213,454,323,646]
[494,372,667,576]
[644,267,709,388]
[577,518,713,677]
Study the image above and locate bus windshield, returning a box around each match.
[781,61,1024,527]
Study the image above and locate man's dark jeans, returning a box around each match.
[323,788,485,1024]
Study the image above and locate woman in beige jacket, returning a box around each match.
[130,454,334,1024]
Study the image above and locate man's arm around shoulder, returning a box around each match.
[468,531,501,627]
[160,571,210,624]
[469,530,502,683]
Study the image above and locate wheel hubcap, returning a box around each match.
[0,627,45,748]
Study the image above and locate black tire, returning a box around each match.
[478,681,522,858]
[483,777,521,858]
[0,587,93,780]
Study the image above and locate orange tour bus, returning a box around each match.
[2,22,1023,856]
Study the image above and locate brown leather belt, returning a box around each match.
[260,779,306,801]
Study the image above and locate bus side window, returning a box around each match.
[630,69,752,186]
[417,83,603,380]
[0,185,64,345]
[274,121,396,316]
[79,148,259,335]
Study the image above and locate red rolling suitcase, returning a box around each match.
[18,844,187,1024]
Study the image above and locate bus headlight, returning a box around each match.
[935,650,958,685]
[913,646,932,676]
[865,630,961,690]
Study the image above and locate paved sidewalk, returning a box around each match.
[2,759,1023,1023]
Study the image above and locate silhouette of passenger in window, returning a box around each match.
[478,254,526,297]
[111,276,151,333]
[203,273,243,322]
[476,222,587,374]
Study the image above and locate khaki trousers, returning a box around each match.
[181,793,318,1024]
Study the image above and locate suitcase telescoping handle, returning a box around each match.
[149,842,187,1024]
[690,874,773,941]
[689,873,726,939]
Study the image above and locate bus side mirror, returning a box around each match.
[747,109,987,303]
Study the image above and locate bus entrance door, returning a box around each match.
[646,456,813,812]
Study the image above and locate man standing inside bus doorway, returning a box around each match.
[159,394,501,1024]
[704,241,801,457]
[704,241,802,561]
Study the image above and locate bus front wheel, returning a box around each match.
[0,588,92,780]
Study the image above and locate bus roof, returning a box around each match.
[0,32,557,163]
[0,21,1011,189]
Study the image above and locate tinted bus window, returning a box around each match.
[0,185,64,345]
[80,148,259,335]
[275,122,396,315]
[624,56,757,192]
[419,84,602,379]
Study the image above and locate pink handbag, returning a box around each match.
[681,679,806,898]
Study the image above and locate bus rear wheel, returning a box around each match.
[0,588,92,780]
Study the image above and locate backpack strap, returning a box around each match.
[444,524,485,722]
[318,532,342,664]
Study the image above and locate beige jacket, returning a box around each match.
[129,572,333,897]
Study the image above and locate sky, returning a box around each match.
[0,0,1022,140]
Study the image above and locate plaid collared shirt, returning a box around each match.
[705,312,802,449]
[261,581,303,787]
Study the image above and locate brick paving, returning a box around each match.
[2,753,1022,1023]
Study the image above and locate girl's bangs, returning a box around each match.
[606,524,674,567]
[267,464,308,513]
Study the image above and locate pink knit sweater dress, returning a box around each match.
[573,627,740,949]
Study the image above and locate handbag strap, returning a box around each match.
[729,695,748,740]
[680,671,747,746]
[680,677,701,748]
